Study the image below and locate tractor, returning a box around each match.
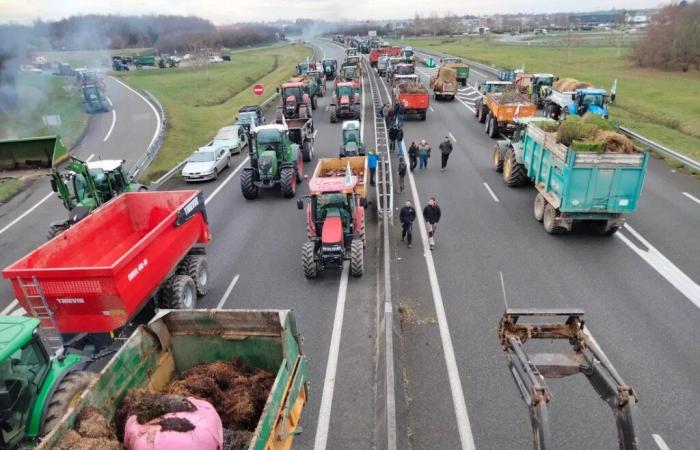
[339,120,364,156]
[0,316,95,449]
[329,82,361,123]
[48,156,146,238]
[81,85,109,114]
[298,157,368,278]
[307,70,327,97]
[240,124,304,199]
[276,82,311,122]
[337,64,362,90]
[322,59,338,81]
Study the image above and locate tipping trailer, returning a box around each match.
[36,309,309,450]
[369,46,401,67]
[393,75,429,121]
[482,92,537,138]
[440,57,469,86]
[0,135,69,174]
[2,191,211,345]
[298,157,368,278]
[492,120,648,234]
[430,67,457,100]
[286,117,315,162]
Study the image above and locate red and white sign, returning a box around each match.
[252,84,264,96]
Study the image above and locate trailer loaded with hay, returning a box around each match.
[543,78,609,120]
[491,116,648,235]
[36,309,308,450]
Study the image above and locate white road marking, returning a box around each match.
[106,96,113,106]
[1,299,18,315]
[204,157,250,205]
[216,274,240,309]
[86,154,94,162]
[448,132,457,143]
[103,110,116,142]
[0,192,54,237]
[455,95,476,113]
[483,182,500,202]
[429,106,435,112]
[10,306,26,316]
[652,434,671,450]
[314,262,350,450]
[403,139,476,449]
[110,76,162,154]
[360,71,365,139]
[617,224,700,308]
[682,192,700,205]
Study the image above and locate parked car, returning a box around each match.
[182,146,231,182]
[209,125,248,155]
[208,55,224,64]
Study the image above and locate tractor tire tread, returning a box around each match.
[350,239,364,277]
[178,255,209,297]
[302,242,317,278]
[159,275,197,309]
[42,371,97,435]
[280,167,296,198]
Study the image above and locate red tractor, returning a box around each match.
[329,82,361,123]
[298,157,368,278]
[277,81,311,122]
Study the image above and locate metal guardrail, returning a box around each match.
[130,90,168,181]
[618,126,700,171]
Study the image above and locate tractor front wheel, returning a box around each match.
[296,156,304,183]
[42,371,97,435]
[240,169,258,199]
[280,167,297,198]
[302,241,318,279]
[488,116,499,138]
[503,148,528,187]
[311,96,317,110]
[350,239,364,277]
[159,274,197,309]
[329,105,337,123]
[492,146,503,172]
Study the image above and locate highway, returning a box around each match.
[1,38,699,450]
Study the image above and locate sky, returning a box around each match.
[0,0,666,25]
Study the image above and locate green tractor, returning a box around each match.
[48,157,146,238]
[240,124,304,200]
[0,316,95,449]
[81,85,109,114]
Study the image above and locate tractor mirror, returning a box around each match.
[360,198,368,208]
[296,199,304,210]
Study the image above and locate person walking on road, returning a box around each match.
[418,139,431,170]
[397,156,407,193]
[385,106,395,128]
[396,125,404,155]
[368,150,378,186]
[423,197,441,251]
[439,136,453,171]
[408,141,418,171]
[388,124,398,152]
[400,200,416,248]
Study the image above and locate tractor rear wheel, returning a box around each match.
[178,255,209,297]
[488,116,499,138]
[478,104,487,123]
[302,241,318,279]
[159,275,197,309]
[240,169,258,199]
[533,193,547,222]
[296,156,304,183]
[492,146,503,172]
[359,220,366,248]
[484,113,491,133]
[302,141,313,162]
[280,167,296,198]
[350,239,364,277]
[42,371,97,435]
[503,148,528,187]
[543,204,565,235]
[461,79,466,87]
[329,105,337,123]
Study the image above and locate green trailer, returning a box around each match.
[0,136,69,173]
[440,57,469,86]
[493,119,648,235]
[37,309,309,450]
[132,55,156,68]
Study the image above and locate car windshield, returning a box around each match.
[338,86,353,97]
[582,94,604,107]
[190,152,215,162]
[215,128,239,140]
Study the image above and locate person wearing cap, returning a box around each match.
[368,150,378,186]
[439,136,453,172]
[418,139,431,170]
[423,197,441,251]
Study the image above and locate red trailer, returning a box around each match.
[2,191,210,335]
[369,46,401,68]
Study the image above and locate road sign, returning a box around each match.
[253,84,264,96]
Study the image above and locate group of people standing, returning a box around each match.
[404,137,453,172]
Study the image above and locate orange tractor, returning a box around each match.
[297,157,368,278]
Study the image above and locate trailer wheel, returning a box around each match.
[503,148,528,187]
[492,146,503,172]
[534,193,547,222]
[240,169,258,200]
[597,222,620,236]
[160,275,197,309]
[543,204,565,235]
[329,105,337,123]
[42,371,96,435]
[484,113,492,133]
[302,141,313,162]
[350,239,364,277]
[280,167,296,198]
[302,241,318,279]
[488,116,499,138]
[179,256,209,297]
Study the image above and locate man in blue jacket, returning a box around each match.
[368,150,378,186]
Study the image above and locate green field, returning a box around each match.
[0,179,25,204]
[399,35,700,165]
[119,44,313,181]
[0,74,89,148]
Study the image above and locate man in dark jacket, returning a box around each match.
[423,197,441,250]
[397,156,407,193]
[439,136,453,172]
[399,200,416,247]
[388,124,398,152]
[408,141,418,171]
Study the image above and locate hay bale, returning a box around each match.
[571,140,604,153]
[593,130,636,153]
[553,78,593,91]
[556,118,597,146]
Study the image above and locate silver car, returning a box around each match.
[182,147,231,182]
[209,125,248,155]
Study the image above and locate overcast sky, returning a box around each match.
[0,0,665,25]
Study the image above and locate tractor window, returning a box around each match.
[72,173,89,202]
[109,169,126,193]
[337,86,353,98]
[283,87,302,102]
[89,168,113,201]
[581,94,604,107]
[344,129,360,143]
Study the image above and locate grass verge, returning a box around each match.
[119,44,312,182]
[398,35,700,163]
[0,178,25,204]
[0,74,89,148]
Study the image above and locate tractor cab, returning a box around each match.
[392,74,420,89]
[571,88,608,118]
[296,61,316,75]
[322,59,337,79]
[343,56,361,67]
[531,73,555,104]
[345,48,358,58]
[401,47,415,63]
[340,120,364,156]
[279,82,309,119]
[478,80,513,95]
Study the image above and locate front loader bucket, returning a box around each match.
[0,135,69,172]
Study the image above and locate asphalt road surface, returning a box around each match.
[1,39,699,450]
